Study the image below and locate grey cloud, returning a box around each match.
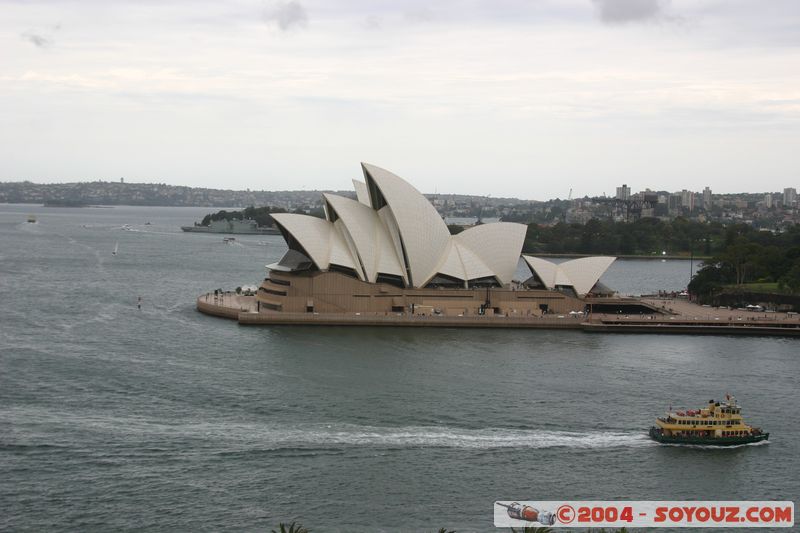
[592,0,667,24]
[264,1,308,31]
[363,15,382,30]
[404,7,435,24]
[21,30,53,48]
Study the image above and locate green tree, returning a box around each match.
[271,522,309,533]
[721,240,762,285]
[779,263,800,292]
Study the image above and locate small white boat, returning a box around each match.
[112,242,119,255]
[27,214,37,223]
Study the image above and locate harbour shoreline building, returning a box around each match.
[251,163,617,318]
[196,163,800,334]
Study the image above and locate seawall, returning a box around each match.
[197,293,800,336]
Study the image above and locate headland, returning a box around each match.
[196,162,800,337]
[197,290,800,336]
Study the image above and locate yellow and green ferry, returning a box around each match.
[649,395,769,446]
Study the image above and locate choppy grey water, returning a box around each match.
[1,204,797,532]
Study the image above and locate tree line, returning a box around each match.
[200,205,325,227]
[520,218,724,256]
[688,223,800,296]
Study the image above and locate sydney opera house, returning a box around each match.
[254,163,615,318]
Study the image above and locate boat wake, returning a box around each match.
[4,410,655,453]
[202,423,655,451]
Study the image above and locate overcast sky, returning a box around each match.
[1,0,799,199]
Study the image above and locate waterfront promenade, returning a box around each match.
[197,292,800,336]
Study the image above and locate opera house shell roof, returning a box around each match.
[268,163,528,289]
[521,255,615,297]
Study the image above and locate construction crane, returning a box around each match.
[560,187,574,223]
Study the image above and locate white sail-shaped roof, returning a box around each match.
[522,255,615,296]
[361,163,451,287]
[352,179,371,207]
[521,256,561,287]
[454,222,527,285]
[559,256,616,296]
[435,241,470,284]
[433,241,497,284]
[269,162,529,289]
[329,223,358,271]
[271,213,334,270]
[323,193,405,282]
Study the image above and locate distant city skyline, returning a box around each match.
[2,177,796,205]
[1,0,799,199]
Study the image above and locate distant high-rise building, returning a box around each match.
[702,186,712,210]
[680,189,695,211]
[120,177,124,184]
[784,187,797,207]
[616,184,631,201]
[764,194,774,209]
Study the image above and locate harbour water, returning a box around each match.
[1,204,797,531]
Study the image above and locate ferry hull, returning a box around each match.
[649,427,769,446]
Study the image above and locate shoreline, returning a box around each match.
[197,293,800,337]
[529,253,711,260]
